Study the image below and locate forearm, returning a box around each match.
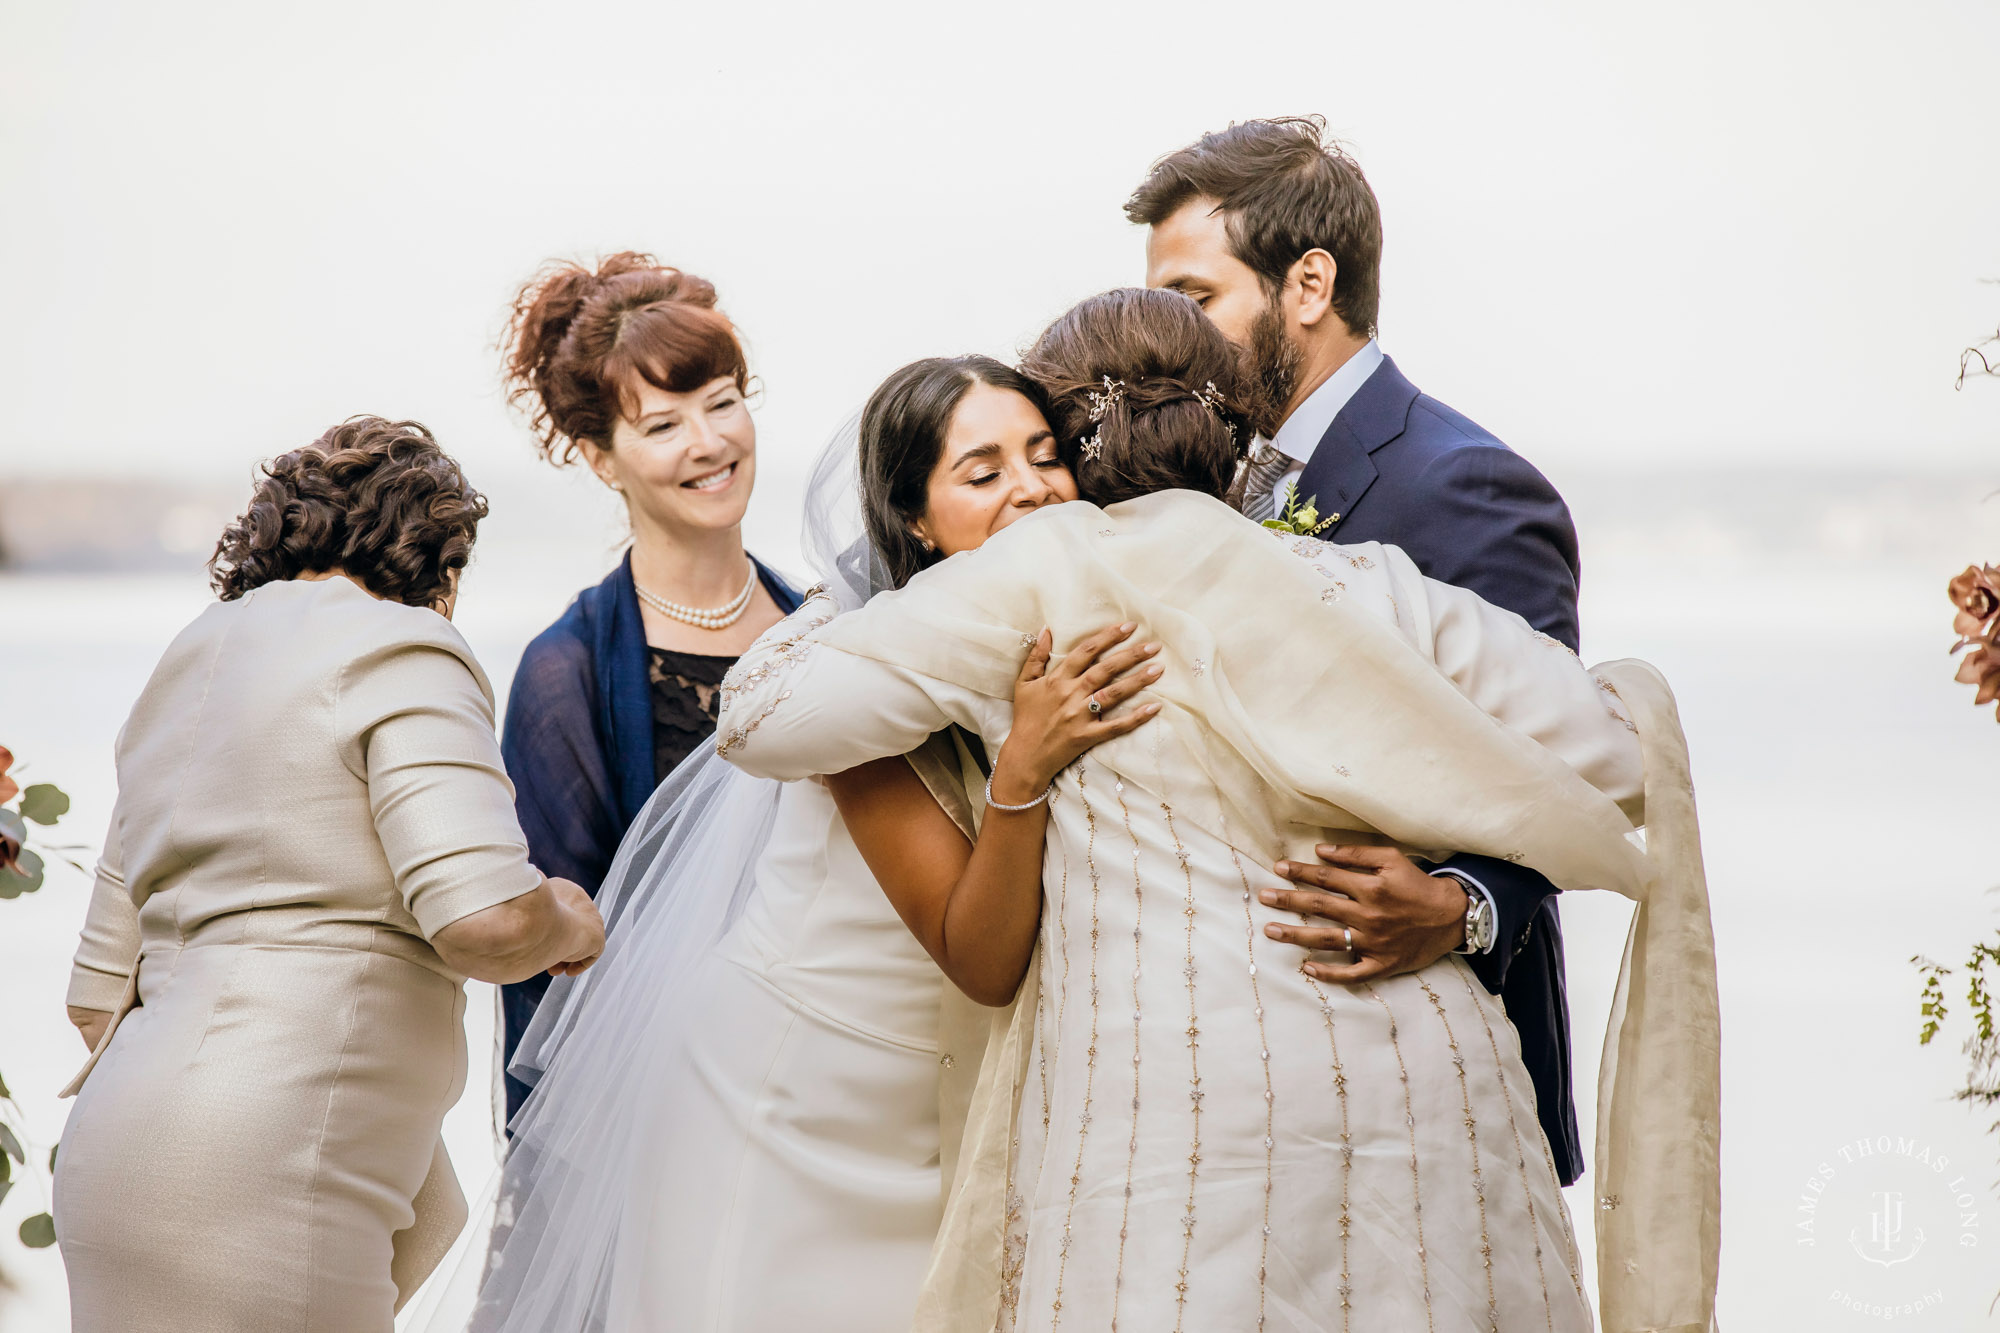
[935,793,1049,1006]
[431,881,589,984]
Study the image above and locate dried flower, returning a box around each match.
[1949,565,2000,721]
[0,745,16,808]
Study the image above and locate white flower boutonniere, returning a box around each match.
[1260,483,1338,537]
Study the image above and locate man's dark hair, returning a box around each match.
[1126,116,1383,339]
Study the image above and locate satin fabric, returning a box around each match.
[56,577,542,1332]
[718,490,1720,1333]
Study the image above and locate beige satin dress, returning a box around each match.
[54,576,543,1333]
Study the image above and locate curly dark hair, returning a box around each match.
[1020,288,1256,509]
[208,417,488,608]
[502,251,749,465]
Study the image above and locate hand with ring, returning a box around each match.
[989,622,1164,806]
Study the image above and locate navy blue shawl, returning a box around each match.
[498,551,801,1118]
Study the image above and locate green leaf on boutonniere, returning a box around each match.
[1261,483,1338,537]
[20,1212,56,1248]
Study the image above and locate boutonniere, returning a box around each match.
[1261,483,1338,537]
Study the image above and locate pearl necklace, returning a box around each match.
[634,563,759,630]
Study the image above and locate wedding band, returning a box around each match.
[1343,927,1354,951]
[1087,694,1103,716]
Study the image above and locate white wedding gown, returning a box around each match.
[717,492,1660,1332]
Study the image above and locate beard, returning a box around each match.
[1245,293,1305,439]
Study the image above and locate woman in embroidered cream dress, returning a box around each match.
[717,290,1722,1333]
[422,357,1163,1333]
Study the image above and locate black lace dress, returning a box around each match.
[648,647,739,784]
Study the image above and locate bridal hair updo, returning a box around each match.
[859,355,1058,590]
[1020,287,1256,509]
[208,416,487,608]
[502,251,749,464]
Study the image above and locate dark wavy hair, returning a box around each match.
[858,355,1057,590]
[1020,288,1255,508]
[208,417,488,608]
[503,251,749,465]
[1125,116,1383,339]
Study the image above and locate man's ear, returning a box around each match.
[1291,248,1339,330]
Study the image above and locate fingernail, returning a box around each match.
[1145,664,1163,678]
[1273,862,1289,876]
[1120,622,1136,633]
[1259,889,1278,905]
[1264,924,1283,939]
[1142,642,1161,655]
[1142,702,1161,715]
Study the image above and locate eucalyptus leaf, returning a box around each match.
[0,1176,11,1209]
[0,1067,11,1099]
[19,1212,55,1248]
[0,808,24,846]
[48,1143,58,1172]
[19,784,69,826]
[0,1150,10,1185]
[0,849,45,896]
[0,1121,23,1164]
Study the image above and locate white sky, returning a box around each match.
[2,0,1997,494]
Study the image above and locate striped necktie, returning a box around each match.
[1240,441,1296,523]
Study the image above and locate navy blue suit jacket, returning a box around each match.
[1294,355,1585,1184]
[497,552,801,1122]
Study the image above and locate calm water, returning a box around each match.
[3,470,1997,1329]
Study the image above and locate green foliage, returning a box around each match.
[1,762,81,1261]
[18,784,68,826]
[1915,933,2000,1131]
[1260,483,1338,538]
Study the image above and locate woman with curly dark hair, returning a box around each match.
[53,417,605,1332]
[493,254,805,1117]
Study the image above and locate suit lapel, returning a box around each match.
[1293,356,1419,533]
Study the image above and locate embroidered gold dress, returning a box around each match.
[715,492,1703,1333]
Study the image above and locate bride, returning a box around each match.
[418,356,1157,1332]
[716,289,1721,1331]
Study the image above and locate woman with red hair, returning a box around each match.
[496,254,803,1117]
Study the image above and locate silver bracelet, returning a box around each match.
[984,772,1052,812]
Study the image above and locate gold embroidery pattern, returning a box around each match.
[1301,970,1355,1331]
[1365,984,1436,1331]
[1594,674,1639,733]
[717,591,838,704]
[1222,842,1276,1332]
[1108,779,1146,1330]
[1454,968,1564,1322]
[1418,975,1499,1333]
[714,691,792,756]
[1048,764,1103,1328]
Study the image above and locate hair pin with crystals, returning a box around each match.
[1078,375,1127,462]
[1194,380,1238,443]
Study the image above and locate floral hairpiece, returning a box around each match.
[1194,380,1237,443]
[1079,376,1126,462]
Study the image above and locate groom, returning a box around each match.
[1131,118,1590,1185]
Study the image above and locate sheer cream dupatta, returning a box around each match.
[809,491,1721,1333]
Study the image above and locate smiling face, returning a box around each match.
[910,382,1077,557]
[587,374,756,534]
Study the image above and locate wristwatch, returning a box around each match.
[1441,873,1496,955]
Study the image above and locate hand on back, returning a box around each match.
[992,623,1162,802]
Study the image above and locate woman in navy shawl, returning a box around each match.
[496,254,802,1118]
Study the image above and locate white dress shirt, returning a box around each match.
[1248,337,1385,517]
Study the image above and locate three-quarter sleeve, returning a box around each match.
[717,590,999,781]
[1404,558,1646,821]
[339,637,544,940]
[67,812,139,1012]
